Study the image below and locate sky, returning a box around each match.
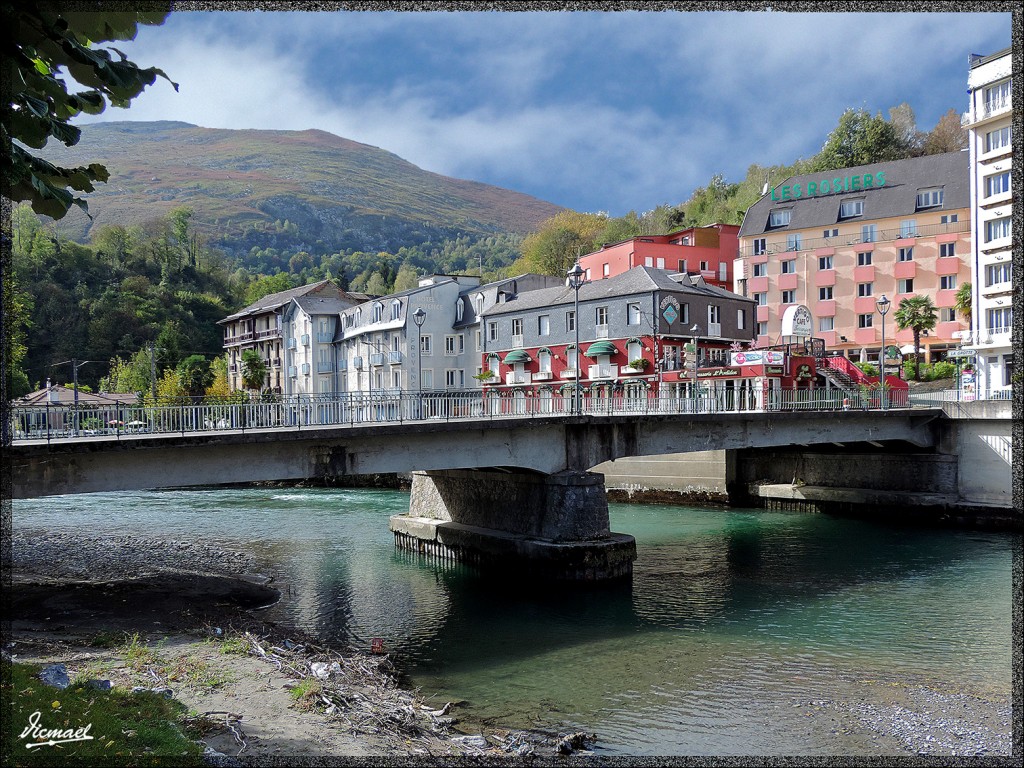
[74,5,1013,217]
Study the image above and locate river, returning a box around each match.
[12,487,1016,756]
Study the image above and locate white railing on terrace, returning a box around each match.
[10,387,989,444]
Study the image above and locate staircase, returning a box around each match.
[818,356,865,396]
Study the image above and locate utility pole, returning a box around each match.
[148,343,158,401]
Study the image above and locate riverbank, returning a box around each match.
[6,529,555,761]
[7,527,1015,760]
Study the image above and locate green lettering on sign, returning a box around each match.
[771,172,886,201]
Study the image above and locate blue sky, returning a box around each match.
[77,7,1012,217]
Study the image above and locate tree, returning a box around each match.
[811,108,911,172]
[204,355,233,400]
[101,350,153,395]
[240,349,266,392]
[3,5,176,219]
[894,295,938,381]
[922,108,968,155]
[176,354,212,398]
[887,102,923,156]
[242,272,294,305]
[954,282,972,329]
[392,262,420,292]
[514,210,607,277]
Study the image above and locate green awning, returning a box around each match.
[584,341,618,357]
[503,349,532,364]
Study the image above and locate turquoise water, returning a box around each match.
[13,488,1016,755]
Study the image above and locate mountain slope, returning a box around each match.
[40,121,564,254]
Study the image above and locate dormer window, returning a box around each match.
[372,302,384,323]
[390,300,402,320]
[839,199,864,219]
[916,187,943,209]
[456,297,465,322]
[769,209,791,228]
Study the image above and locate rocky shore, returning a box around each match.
[7,528,1017,761]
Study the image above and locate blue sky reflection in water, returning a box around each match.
[14,488,1014,755]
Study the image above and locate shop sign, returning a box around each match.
[731,350,784,366]
[794,363,813,380]
[765,366,784,375]
[697,367,740,378]
[771,172,886,201]
[660,296,680,325]
[780,305,813,337]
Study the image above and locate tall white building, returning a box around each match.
[963,47,1013,393]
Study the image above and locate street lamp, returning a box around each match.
[876,294,891,410]
[413,308,426,417]
[689,324,699,410]
[566,260,585,416]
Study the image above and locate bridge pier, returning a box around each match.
[389,469,636,580]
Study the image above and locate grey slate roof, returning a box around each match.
[219,279,342,323]
[480,265,751,317]
[738,151,970,238]
[292,294,361,315]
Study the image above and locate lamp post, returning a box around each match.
[566,260,585,416]
[876,294,891,410]
[413,307,426,418]
[689,324,699,411]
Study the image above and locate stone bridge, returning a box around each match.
[8,409,947,580]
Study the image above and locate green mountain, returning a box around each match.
[40,121,564,256]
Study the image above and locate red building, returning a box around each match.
[579,223,738,288]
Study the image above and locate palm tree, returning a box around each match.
[894,295,938,381]
[240,349,267,394]
[954,281,972,328]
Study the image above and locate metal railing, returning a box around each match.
[738,219,970,258]
[9,386,965,445]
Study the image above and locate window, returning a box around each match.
[858,314,874,329]
[658,258,666,270]
[391,300,402,320]
[737,308,746,330]
[819,286,833,301]
[445,335,457,355]
[595,306,608,326]
[455,298,464,322]
[566,310,576,332]
[391,369,402,389]
[511,318,523,337]
[538,349,552,372]
[941,213,959,224]
[420,335,432,355]
[457,334,465,354]
[488,321,497,341]
[940,243,956,258]
[371,302,384,322]
[818,255,833,270]
[781,259,796,274]
[985,216,1011,242]
[857,251,873,266]
[752,262,767,277]
[538,315,550,336]
[475,330,481,350]
[861,224,877,243]
[818,316,834,332]
[898,278,914,294]
[422,369,433,389]
[986,307,1012,334]
[984,80,1010,113]
[900,220,918,238]
[941,308,956,323]
[769,209,791,227]
[475,293,484,314]
[985,171,1011,198]
[754,292,768,306]
[627,303,641,326]
[445,370,458,388]
[602,263,610,278]
[823,228,838,238]
[940,275,957,290]
[753,238,766,255]
[915,188,943,209]
[985,126,1011,153]
[858,282,873,297]
[898,247,914,262]
[756,321,768,336]
[781,289,795,304]
[985,262,1012,286]
[839,199,864,218]
[786,233,802,252]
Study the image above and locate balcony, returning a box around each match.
[588,364,617,380]
[388,351,403,364]
[300,334,310,346]
[533,370,553,381]
[300,363,310,375]
[737,218,970,257]
[287,338,297,350]
[288,366,297,378]
[562,369,581,379]
[229,364,238,373]
[338,359,347,371]
[511,334,524,349]
[255,328,281,340]
[351,356,364,369]
[317,362,333,374]
[595,324,609,339]
[370,353,385,366]
[272,357,282,368]
[505,371,533,385]
[316,332,333,343]
[706,322,722,338]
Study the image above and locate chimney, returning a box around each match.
[47,379,59,402]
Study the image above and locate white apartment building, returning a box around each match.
[963,47,1013,393]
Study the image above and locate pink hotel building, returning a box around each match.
[734,152,972,364]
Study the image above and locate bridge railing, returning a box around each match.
[9,387,929,443]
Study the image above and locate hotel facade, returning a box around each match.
[963,47,1013,394]
[734,152,972,366]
